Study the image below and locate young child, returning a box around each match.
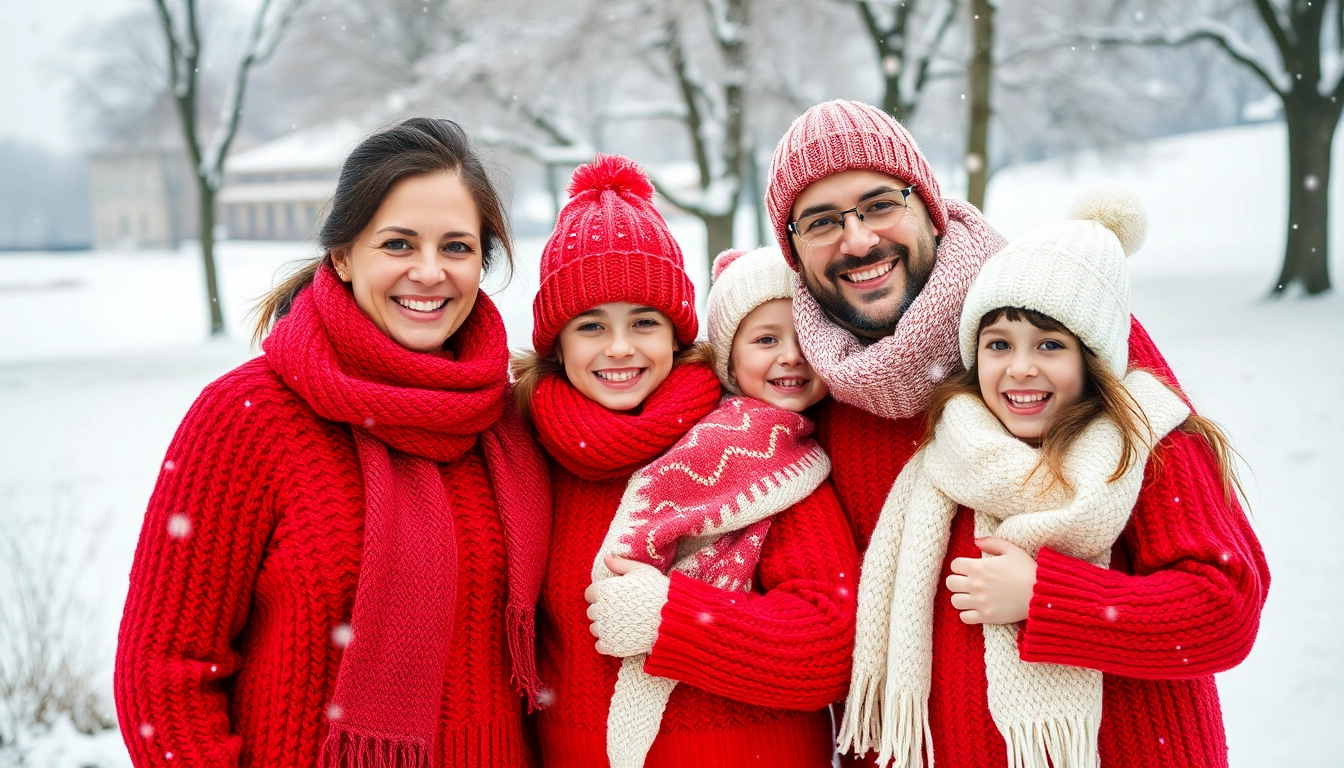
[516,158,857,768]
[838,183,1269,768]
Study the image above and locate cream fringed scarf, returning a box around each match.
[839,371,1189,768]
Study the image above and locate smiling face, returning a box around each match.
[976,314,1086,442]
[331,171,483,353]
[555,302,678,412]
[729,298,828,412]
[790,169,939,340]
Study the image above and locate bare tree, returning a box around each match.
[151,0,309,335]
[964,0,995,209]
[642,0,751,269]
[1086,0,1337,295]
[852,0,962,122]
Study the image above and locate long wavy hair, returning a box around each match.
[925,307,1245,504]
[250,118,513,344]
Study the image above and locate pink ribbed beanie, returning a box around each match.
[765,100,946,269]
[532,154,698,357]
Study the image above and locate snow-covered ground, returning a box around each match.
[1,121,1340,765]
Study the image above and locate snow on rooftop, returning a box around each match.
[225,120,371,175]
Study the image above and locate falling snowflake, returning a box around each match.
[963,155,984,174]
[167,514,192,539]
[1103,606,1119,622]
[1219,551,1232,564]
[163,460,176,472]
[244,400,252,408]
[696,611,713,624]
[1304,175,1320,191]
[536,687,557,708]
[165,753,175,760]
[139,723,155,739]
[881,54,900,76]
[579,441,587,449]
[929,363,946,381]
[332,623,353,648]
[363,417,376,428]
[327,704,343,721]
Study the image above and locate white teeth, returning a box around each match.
[842,260,895,283]
[1006,392,1050,404]
[396,297,447,312]
[596,370,641,383]
[770,378,807,388]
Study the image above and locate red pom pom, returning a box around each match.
[567,154,655,202]
[711,249,747,281]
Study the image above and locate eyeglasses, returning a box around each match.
[787,184,918,247]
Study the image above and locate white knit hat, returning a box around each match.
[958,182,1149,376]
[706,245,798,392]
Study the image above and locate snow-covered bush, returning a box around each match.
[0,487,116,765]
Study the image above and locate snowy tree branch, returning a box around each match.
[474,127,595,166]
[1081,22,1289,96]
[702,0,747,45]
[1252,0,1298,59]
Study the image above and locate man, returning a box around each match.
[764,100,1251,767]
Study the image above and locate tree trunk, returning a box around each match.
[965,0,994,211]
[883,73,907,123]
[704,213,735,273]
[198,180,225,335]
[1274,94,1338,295]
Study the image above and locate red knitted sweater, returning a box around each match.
[114,359,534,768]
[827,318,1269,768]
[529,366,859,767]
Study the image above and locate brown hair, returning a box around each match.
[926,307,1245,504]
[250,118,514,344]
[511,342,715,423]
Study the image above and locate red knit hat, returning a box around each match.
[765,100,947,269]
[532,154,698,357]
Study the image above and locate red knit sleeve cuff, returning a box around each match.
[1019,546,1130,667]
[644,572,735,681]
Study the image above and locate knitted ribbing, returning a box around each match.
[530,383,858,767]
[532,155,698,357]
[114,360,537,768]
[530,363,722,480]
[823,319,1269,768]
[794,199,1007,421]
[765,100,949,267]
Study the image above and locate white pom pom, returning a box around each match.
[1067,181,1148,257]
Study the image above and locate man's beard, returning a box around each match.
[801,232,937,339]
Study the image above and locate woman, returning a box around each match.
[114,118,550,768]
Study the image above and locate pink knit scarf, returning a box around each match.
[593,396,833,768]
[793,199,1007,420]
[264,266,550,768]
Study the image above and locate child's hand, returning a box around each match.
[584,555,670,657]
[946,537,1037,625]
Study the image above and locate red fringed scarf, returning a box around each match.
[264,266,550,768]
[529,362,723,481]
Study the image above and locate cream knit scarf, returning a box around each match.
[839,371,1189,768]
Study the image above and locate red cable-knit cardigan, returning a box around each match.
[114,359,534,768]
[828,318,1269,768]
[531,373,859,768]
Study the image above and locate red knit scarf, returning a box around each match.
[264,266,550,768]
[529,362,722,481]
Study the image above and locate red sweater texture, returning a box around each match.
[825,318,1270,768]
[114,359,533,767]
[529,367,859,767]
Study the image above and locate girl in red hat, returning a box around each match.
[115,118,550,768]
[514,156,856,768]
